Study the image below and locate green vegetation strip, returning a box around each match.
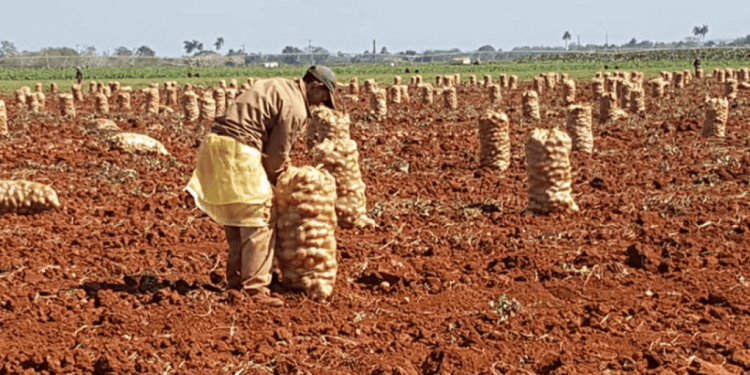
[0,59,748,93]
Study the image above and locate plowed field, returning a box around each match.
[2,77,750,374]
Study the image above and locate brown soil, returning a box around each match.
[2,80,750,375]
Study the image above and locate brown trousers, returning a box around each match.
[224,225,275,294]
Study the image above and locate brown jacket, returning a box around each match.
[211,77,310,185]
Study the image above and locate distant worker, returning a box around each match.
[694,58,701,73]
[185,66,338,307]
[75,67,83,84]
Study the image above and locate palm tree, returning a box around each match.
[214,37,225,51]
[562,31,572,50]
[183,40,197,54]
[693,25,709,45]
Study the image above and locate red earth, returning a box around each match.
[1,77,750,375]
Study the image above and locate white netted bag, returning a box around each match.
[275,165,338,300]
[388,85,401,104]
[443,87,457,110]
[109,133,169,155]
[562,79,576,105]
[525,128,579,214]
[0,180,61,216]
[312,139,375,229]
[199,91,216,122]
[0,100,7,135]
[701,98,729,138]
[725,79,738,99]
[306,105,351,150]
[522,91,540,120]
[566,105,593,153]
[370,89,387,119]
[58,94,76,117]
[629,87,646,115]
[488,84,501,104]
[478,110,510,171]
[182,91,200,122]
[145,87,159,116]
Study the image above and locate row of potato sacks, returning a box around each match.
[274,105,375,300]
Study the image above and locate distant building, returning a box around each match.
[451,57,471,65]
[264,62,278,68]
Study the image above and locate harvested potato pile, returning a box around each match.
[274,166,338,300]
[0,180,61,216]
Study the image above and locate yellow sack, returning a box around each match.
[185,134,273,227]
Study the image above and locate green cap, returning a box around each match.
[306,65,337,91]
[305,65,337,110]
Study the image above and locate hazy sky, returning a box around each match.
[1,0,748,57]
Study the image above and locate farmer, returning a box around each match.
[75,67,83,84]
[694,58,702,73]
[185,66,337,307]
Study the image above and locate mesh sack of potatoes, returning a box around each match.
[420,84,434,104]
[145,88,160,116]
[50,83,58,94]
[370,89,387,119]
[86,119,121,135]
[701,98,729,138]
[499,74,508,88]
[478,110,511,171]
[591,79,605,101]
[363,79,377,95]
[469,75,477,85]
[673,72,685,89]
[71,84,84,101]
[566,105,593,153]
[58,93,76,117]
[95,92,109,114]
[388,85,401,104]
[15,89,27,108]
[725,79,738,99]
[0,100,6,135]
[225,88,237,108]
[274,165,338,300]
[182,91,200,122]
[109,133,169,155]
[117,91,131,112]
[522,91,540,120]
[713,69,723,82]
[247,77,255,87]
[229,79,238,90]
[509,75,518,90]
[696,69,704,79]
[740,82,750,90]
[650,79,667,98]
[312,138,375,229]
[199,92,216,122]
[619,82,632,109]
[605,76,618,94]
[488,84,501,104]
[740,68,750,82]
[443,87,457,110]
[306,105,351,150]
[543,73,555,90]
[213,88,226,117]
[442,76,453,88]
[630,87,646,115]
[399,85,410,104]
[483,74,492,87]
[394,76,402,85]
[88,81,97,96]
[27,93,41,113]
[0,180,61,216]
[525,128,579,214]
[414,75,422,85]
[533,77,544,94]
[562,79,576,105]
[349,78,360,95]
[599,92,617,123]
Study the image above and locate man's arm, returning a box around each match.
[263,110,302,186]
